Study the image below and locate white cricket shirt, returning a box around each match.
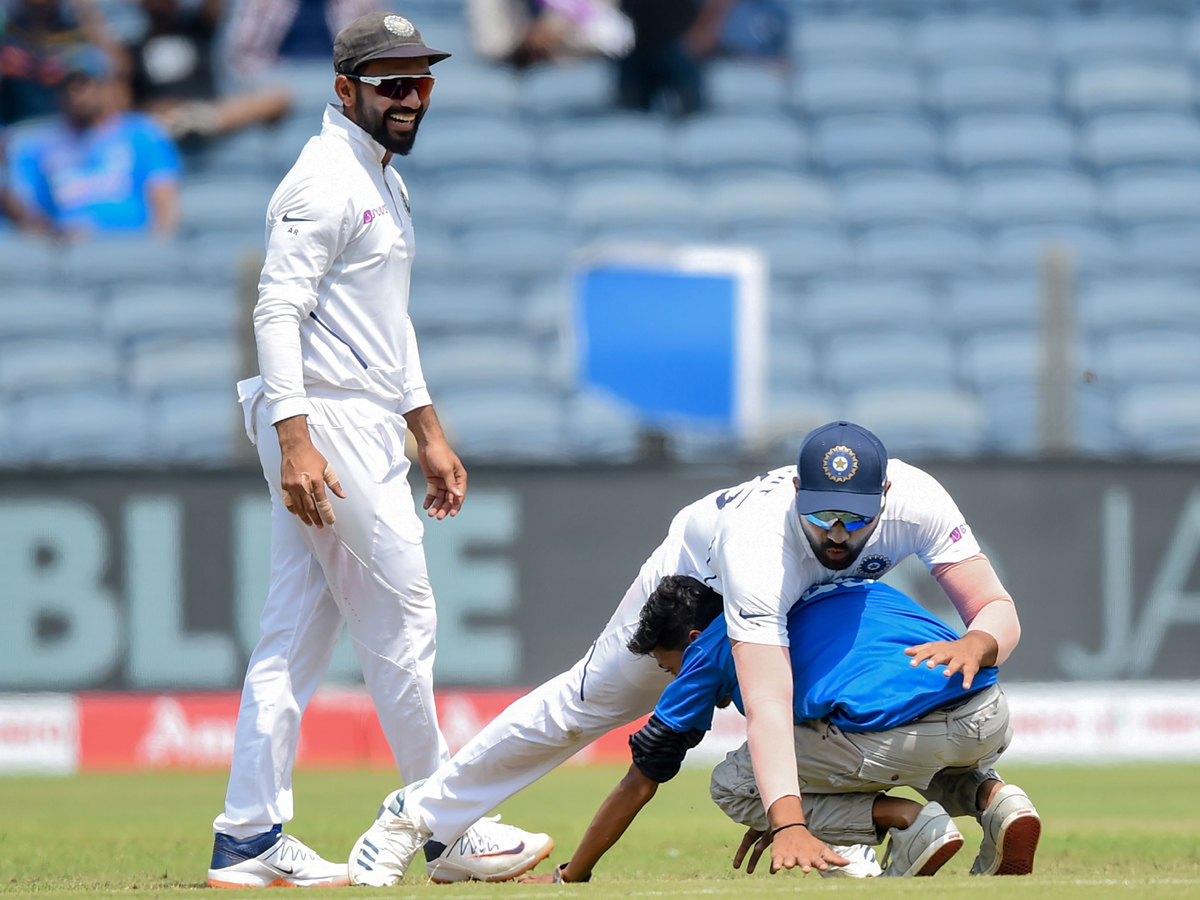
[645,460,981,647]
[254,104,430,425]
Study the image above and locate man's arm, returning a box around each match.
[731,641,846,875]
[905,554,1021,689]
[146,178,179,235]
[403,404,466,520]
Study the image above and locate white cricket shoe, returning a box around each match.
[207,830,349,889]
[971,783,1041,876]
[425,815,554,883]
[348,787,432,887]
[880,802,964,877]
[819,843,882,878]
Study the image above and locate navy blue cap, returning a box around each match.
[795,421,888,517]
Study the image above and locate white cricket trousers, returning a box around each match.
[215,383,449,839]
[405,530,680,844]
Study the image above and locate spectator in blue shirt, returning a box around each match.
[528,575,1040,882]
[6,45,181,236]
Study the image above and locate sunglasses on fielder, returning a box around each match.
[803,509,877,533]
[346,73,435,102]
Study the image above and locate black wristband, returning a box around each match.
[553,863,592,883]
[770,822,810,837]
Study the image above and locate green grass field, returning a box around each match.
[1,764,1197,899]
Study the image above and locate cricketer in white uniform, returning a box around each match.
[207,13,549,889]
[348,421,1024,884]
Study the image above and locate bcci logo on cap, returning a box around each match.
[384,14,416,37]
[823,446,858,483]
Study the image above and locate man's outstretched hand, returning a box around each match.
[905,630,998,691]
[734,825,848,875]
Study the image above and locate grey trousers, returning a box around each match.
[710,684,1012,846]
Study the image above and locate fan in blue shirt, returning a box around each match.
[527,575,1004,884]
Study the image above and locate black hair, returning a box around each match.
[627,575,724,656]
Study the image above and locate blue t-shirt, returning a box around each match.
[8,112,180,232]
[653,579,999,735]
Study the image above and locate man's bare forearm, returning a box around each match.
[402,403,446,447]
[275,414,311,449]
[560,765,659,882]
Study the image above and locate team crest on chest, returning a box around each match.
[823,446,858,482]
[384,15,416,37]
[855,554,892,577]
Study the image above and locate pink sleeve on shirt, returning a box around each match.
[931,554,1021,664]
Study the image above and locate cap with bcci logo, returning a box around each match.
[795,421,888,518]
[333,12,451,74]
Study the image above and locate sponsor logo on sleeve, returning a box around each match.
[949,523,969,543]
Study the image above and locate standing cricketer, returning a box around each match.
[207,12,549,888]
[347,421,1025,884]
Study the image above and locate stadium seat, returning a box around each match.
[419,336,548,391]
[794,17,909,66]
[0,234,60,284]
[706,173,833,232]
[768,332,817,390]
[11,389,148,462]
[1078,278,1200,334]
[979,384,1116,456]
[411,13,472,58]
[945,278,1040,334]
[798,277,936,336]
[1100,330,1200,388]
[966,172,1098,227]
[181,232,264,284]
[567,174,698,234]
[1116,385,1200,457]
[1123,223,1200,271]
[146,390,239,461]
[927,64,1057,117]
[1052,16,1182,67]
[180,177,276,234]
[962,330,1045,388]
[457,225,572,279]
[127,337,242,394]
[674,113,808,175]
[563,389,642,462]
[759,387,840,456]
[267,62,339,120]
[707,60,789,112]
[915,16,1049,67]
[413,228,458,276]
[821,331,955,391]
[408,117,537,173]
[989,224,1119,274]
[424,65,520,117]
[1079,114,1200,170]
[0,288,101,340]
[520,279,569,337]
[846,387,986,457]
[793,63,922,118]
[735,226,854,280]
[857,225,985,276]
[838,172,964,228]
[408,278,521,332]
[60,237,187,285]
[105,286,240,343]
[813,115,940,172]
[0,338,120,396]
[200,126,274,177]
[585,222,708,245]
[541,116,672,176]
[429,174,564,232]
[271,115,322,172]
[1100,170,1200,225]
[436,388,568,462]
[521,60,613,118]
[946,115,1075,173]
[1066,62,1193,116]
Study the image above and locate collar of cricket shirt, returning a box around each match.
[322,103,389,166]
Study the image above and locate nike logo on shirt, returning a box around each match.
[281,213,313,222]
[738,610,772,619]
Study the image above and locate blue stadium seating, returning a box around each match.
[1124,223,1200,270]
[105,286,239,344]
[431,174,564,231]
[0,288,101,340]
[768,332,817,389]
[675,113,808,175]
[707,173,833,232]
[794,18,909,66]
[563,390,642,462]
[61,237,187,285]
[847,387,986,457]
[946,278,1040,333]
[947,115,1076,173]
[567,174,698,235]
[967,172,1098,227]
[180,177,276,234]
[542,116,672,176]
[915,16,1049,66]
[1066,62,1193,116]
[420,337,549,391]
[1100,331,1200,388]
[423,65,521,118]
[436,388,568,462]
[961,330,1049,388]
[979,384,1116,456]
[1078,278,1200,334]
[0,235,60,284]
[741,226,854,280]
[794,64,922,118]
[457,225,572,279]
[814,115,940,171]
[707,61,789,112]
[858,224,984,276]
[1079,113,1200,170]
[800,277,936,336]
[927,64,1057,117]
[182,233,264,284]
[0,338,120,396]
[839,172,964,228]
[409,117,538,173]
[990,224,1119,273]
[522,60,613,118]
[1101,170,1200,224]
[408,279,521,333]
[1052,16,1182,66]
[127,337,241,395]
[147,390,239,461]
[1116,385,1200,456]
[822,330,955,390]
[11,390,149,462]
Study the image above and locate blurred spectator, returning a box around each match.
[1,0,119,125]
[5,45,180,236]
[224,0,378,80]
[470,0,633,67]
[617,0,724,115]
[127,0,291,140]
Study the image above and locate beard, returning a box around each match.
[355,93,425,156]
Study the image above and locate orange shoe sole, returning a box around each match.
[429,839,555,884]
[206,876,351,889]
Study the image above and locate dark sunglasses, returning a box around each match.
[804,510,875,533]
[346,74,435,102]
